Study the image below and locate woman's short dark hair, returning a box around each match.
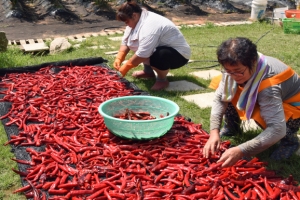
[116,0,142,22]
[217,37,258,71]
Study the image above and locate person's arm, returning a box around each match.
[238,86,286,156]
[117,33,159,76]
[117,54,148,77]
[203,77,228,157]
[218,86,285,167]
[113,45,130,70]
[210,76,228,131]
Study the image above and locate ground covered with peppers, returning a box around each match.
[1,64,300,199]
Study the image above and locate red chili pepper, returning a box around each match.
[195,185,211,192]
[48,189,68,195]
[253,186,267,200]
[13,184,31,194]
[151,162,168,172]
[244,188,252,200]
[229,179,245,187]
[11,168,28,177]
[42,181,54,190]
[224,186,239,200]
[154,171,166,184]
[247,179,268,200]
[190,191,209,199]
[184,169,191,187]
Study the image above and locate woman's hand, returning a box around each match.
[203,129,221,158]
[113,59,122,70]
[217,146,244,168]
[113,51,127,70]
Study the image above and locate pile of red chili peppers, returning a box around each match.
[113,109,163,120]
[1,65,300,200]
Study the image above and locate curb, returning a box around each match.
[7,21,253,48]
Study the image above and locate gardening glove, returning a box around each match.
[118,60,137,77]
[113,51,127,70]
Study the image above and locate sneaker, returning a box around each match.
[270,134,300,161]
[151,80,169,91]
[219,125,242,137]
[220,127,236,137]
[132,71,156,79]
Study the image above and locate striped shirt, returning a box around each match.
[121,8,191,59]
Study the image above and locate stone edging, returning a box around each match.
[7,21,253,47]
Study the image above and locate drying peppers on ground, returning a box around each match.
[0,65,300,200]
[113,109,168,120]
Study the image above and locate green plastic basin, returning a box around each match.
[98,95,179,140]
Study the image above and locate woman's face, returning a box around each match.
[222,62,252,84]
[124,13,140,28]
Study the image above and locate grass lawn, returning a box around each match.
[1,20,300,199]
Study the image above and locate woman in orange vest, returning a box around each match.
[203,37,300,167]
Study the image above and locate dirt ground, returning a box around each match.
[1,2,272,41]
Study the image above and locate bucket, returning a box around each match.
[252,0,268,5]
[273,7,288,19]
[250,2,267,20]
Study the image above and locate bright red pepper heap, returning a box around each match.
[1,65,299,199]
[113,109,166,120]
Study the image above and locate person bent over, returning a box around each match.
[203,37,300,167]
[113,0,191,90]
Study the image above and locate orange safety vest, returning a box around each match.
[209,67,300,129]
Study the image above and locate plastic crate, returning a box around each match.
[282,18,300,34]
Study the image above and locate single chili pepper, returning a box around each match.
[48,189,68,195]
[50,176,61,190]
[195,185,211,192]
[26,179,40,200]
[241,183,252,192]
[276,183,300,192]
[263,176,274,197]
[11,158,35,166]
[229,179,245,187]
[57,182,78,189]
[42,181,54,190]
[160,178,183,186]
[247,180,267,200]
[190,191,208,199]
[4,137,27,146]
[11,168,28,176]
[184,169,191,187]
[32,165,46,182]
[13,184,31,194]
[234,185,244,199]
[151,162,168,172]
[267,186,280,200]
[244,188,252,200]
[224,186,239,200]
[154,171,166,184]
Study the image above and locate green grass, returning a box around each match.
[1,20,300,198]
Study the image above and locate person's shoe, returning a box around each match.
[132,71,156,79]
[220,127,236,137]
[151,80,169,90]
[270,134,300,161]
[220,124,242,137]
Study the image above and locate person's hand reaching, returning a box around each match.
[217,146,244,167]
[113,51,127,70]
[203,130,221,158]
